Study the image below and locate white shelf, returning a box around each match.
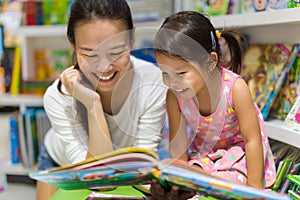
[210,8,300,44]
[0,93,43,111]
[210,7,300,28]
[265,120,300,149]
[15,25,67,37]
[15,21,161,37]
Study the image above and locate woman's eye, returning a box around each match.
[86,54,98,58]
[110,51,125,57]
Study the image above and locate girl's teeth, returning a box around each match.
[175,89,184,92]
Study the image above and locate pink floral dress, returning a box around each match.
[176,68,276,188]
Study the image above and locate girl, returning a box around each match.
[151,11,276,199]
[37,0,167,199]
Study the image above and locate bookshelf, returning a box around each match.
[2,8,300,148]
[208,8,300,149]
[213,8,300,149]
[172,6,300,148]
[0,94,43,112]
[1,5,299,180]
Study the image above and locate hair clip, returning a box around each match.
[210,31,216,51]
[215,30,221,39]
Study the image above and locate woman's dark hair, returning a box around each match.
[67,0,133,46]
[58,0,134,92]
[57,0,134,130]
[154,11,244,74]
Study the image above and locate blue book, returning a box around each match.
[9,112,19,164]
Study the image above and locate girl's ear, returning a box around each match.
[131,25,136,48]
[209,52,218,72]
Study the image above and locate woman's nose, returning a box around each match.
[95,57,112,72]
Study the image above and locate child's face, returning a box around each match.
[156,53,206,99]
[74,19,132,93]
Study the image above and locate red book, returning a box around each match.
[23,1,37,25]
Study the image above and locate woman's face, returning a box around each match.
[74,19,132,93]
[156,53,207,99]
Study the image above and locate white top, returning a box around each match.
[43,56,167,166]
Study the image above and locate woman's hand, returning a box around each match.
[149,179,195,200]
[60,66,100,109]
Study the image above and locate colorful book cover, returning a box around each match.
[241,43,300,120]
[206,0,231,16]
[29,147,290,200]
[280,163,300,193]
[283,92,300,132]
[261,44,300,119]
[42,0,69,25]
[268,52,300,120]
[272,159,294,192]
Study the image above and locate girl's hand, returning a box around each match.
[60,66,100,109]
[150,179,195,200]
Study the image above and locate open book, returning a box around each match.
[29,147,289,200]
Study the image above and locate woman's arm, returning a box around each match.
[166,90,189,161]
[59,66,113,159]
[43,81,89,164]
[232,78,264,189]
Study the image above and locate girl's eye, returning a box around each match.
[162,72,169,77]
[176,72,186,76]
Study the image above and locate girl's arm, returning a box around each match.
[166,90,189,161]
[232,78,264,189]
[60,67,113,159]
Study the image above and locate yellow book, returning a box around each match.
[10,45,21,95]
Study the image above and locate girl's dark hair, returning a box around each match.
[154,11,244,74]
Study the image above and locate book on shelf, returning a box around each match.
[29,147,290,200]
[272,159,294,192]
[10,108,51,168]
[25,108,39,168]
[241,43,300,120]
[1,47,15,93]
[268,51,300,120]
[34,49,72,82]
[18,110,31,169]
[287,174,300,200]
[279,162,300,194]
[283,92,300,132]
[9,111,20,164]
[9,45,21,95]
[35,108,51,151]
